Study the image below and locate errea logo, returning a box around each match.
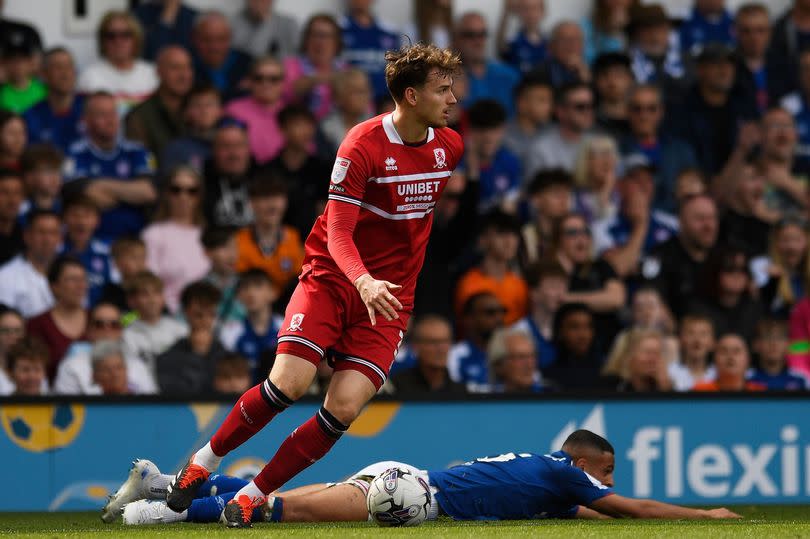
[385,157,398,171]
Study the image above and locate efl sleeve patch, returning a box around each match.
[331,157,351,184]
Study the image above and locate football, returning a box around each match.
[366,467,432,527]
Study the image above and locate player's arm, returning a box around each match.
[575,505,612,519]
[589,494,741,520]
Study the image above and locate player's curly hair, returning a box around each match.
[384,42,461,102]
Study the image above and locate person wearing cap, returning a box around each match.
[678,0,734,56]
[668,42,758,176]
[591,153,679,278]
[593,52,634,139]
[0,30,45,114]
[0,1,42,67]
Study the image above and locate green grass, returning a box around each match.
[1,507,810,538]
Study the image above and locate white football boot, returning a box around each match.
[122,500,185,525]
[101,459,161,523]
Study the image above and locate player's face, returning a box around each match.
[413,70,457,129]
[580,451,615,488]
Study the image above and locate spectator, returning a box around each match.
[235,178,303,296]
[620,84,697,213]
[688,245,764,340]
[0,111,26,170]
[53,301,156,395]
[592,154,679,278]
[454,11,520,113]
[78,11,158,113]
[487,326,544,393]
[572,135,620,225]
[63,92,157,242]
[0,170,24,265]
[98,237,148,314]
[496,0,547,74]
[0,3,42,63]
[339,0,400,100]
[543,302,605,390]
[409,0,453,48]
[0,31,45,113]
[755,108,806,213]
[225,57,287,164]
[201,120,256,228]
[462,99,522,212]
[602,328,672,392]
[264,105,331,237]
[553,213,626,348]
[525,82,594,177]
[26,256,88,380]
[220,269,282,382]
[512,261,568,370]
[0,307,25,394]
[625,286,678,363]
[750,318,808,390]
[212,352,252,395]
[581,0,634,63]
[23,47,84,152]
[674,168,707,206]
[282,14,346,120]
[134,0,198,62]
[535,21,590,86]
[759,217,809,318]
[520,169,573,266]
[669,313,716,391]
[125,45,193,162]
[643,194,718,318]
[90,339,131,395]
[781,49,810,173]
[390,315,465,394]
[678,0,734,54]
[142,166,210,312]
[455,211,528,326]
[160,84,222,174]
[321,68,373,155]
[717,162,775,258]
[503,77,553,165]
[19,144,64,220]
[122,271,188,372]
[6,336,48,396]
[201,226,244,323]
[693,333,766,391]
[156,280,226,395]
[448,292,506,388]
[189,11,252,99]
[231,0,299,59]
[627,3,686,98]
[60,196,113,307]
[592,53,634,139]
[769,0,810,75]
[734,3,791,114]
[0,210,59,318]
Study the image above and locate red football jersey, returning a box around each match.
[303,113,464,308]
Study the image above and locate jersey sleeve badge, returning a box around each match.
[331,157,351,184]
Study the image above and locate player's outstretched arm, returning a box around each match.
[278,484,368,522]
[575,506,612,519]
[589,494,742,520]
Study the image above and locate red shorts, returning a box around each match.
[276,265,409,390]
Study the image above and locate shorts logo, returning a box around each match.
[384,157,398,171]
[331,157,351,184]
[433,148,446,169]
[287,313,305,332]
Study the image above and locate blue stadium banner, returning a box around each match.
[1,397,809,511]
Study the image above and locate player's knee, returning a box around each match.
[323,399,363,426]
[266,374,308,402]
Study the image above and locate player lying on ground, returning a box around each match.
[103,430,740,524]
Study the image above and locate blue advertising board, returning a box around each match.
[1,397,809,511]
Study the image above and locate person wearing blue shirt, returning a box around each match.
[134,0,198,61]
[512,261,567,370]
[534,22,590,88]
[62,92,157,243]
[23,48,84,152]
[678,0,734,56]
[339,1,401,100]
[448,293,505,390]
[60,196,114,306]
[750,319,809,391]
[189,13,252,100]
[497,0,547,74]
[111,429,741,524]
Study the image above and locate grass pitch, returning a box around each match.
[1,507,809,538]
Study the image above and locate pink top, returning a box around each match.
[142,222,211,313]
[224,96,285,164]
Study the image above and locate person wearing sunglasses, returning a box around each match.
[53,301,156,395]
[142,166,210,314]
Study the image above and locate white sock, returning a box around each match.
[159,503,187,523]
[191,442,222,472]
[235,481,266,500]
[146,474,173,499]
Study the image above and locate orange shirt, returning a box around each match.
[692,380,766,392]
[235,226,304,291]
[455,267,529,325]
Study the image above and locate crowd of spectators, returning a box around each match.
[0,0,809,397]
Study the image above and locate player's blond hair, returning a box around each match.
[384,43,461,102]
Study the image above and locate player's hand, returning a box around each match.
[704,508,742,519]
[354,274,403,326]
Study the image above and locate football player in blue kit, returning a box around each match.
[106,430,740,525]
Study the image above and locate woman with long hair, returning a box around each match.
[571,135,620,224]
[759,217,810,319]
[602,327,671,391]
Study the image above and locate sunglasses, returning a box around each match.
[169,185,200,196]
[252,74,284,84]
[91,319,122,330]
[630,103,660,114]
[102,30,134,41]
[460,30,488,39]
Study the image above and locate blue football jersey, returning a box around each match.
[429,451,612,520]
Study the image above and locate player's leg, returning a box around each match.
[101,459,166,523]
[268,484,369,523]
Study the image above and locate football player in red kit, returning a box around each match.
[166,43,464,528]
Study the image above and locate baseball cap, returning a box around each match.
[693,42,735,64]
[621,153,657,176]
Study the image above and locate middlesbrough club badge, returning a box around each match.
[287,313,305,332]
[433,148,446,169]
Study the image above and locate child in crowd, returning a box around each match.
[201,226,244,324]
[669,314,716,391]
[0,39,45,114]
[60,195,114,305]
[99,237,148,318]
[504,77,554,165]
[7,336,48,396]
[19,144,63,219]
[212,353,253,395]
[122,271,188,374]
[750,319,808,390]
